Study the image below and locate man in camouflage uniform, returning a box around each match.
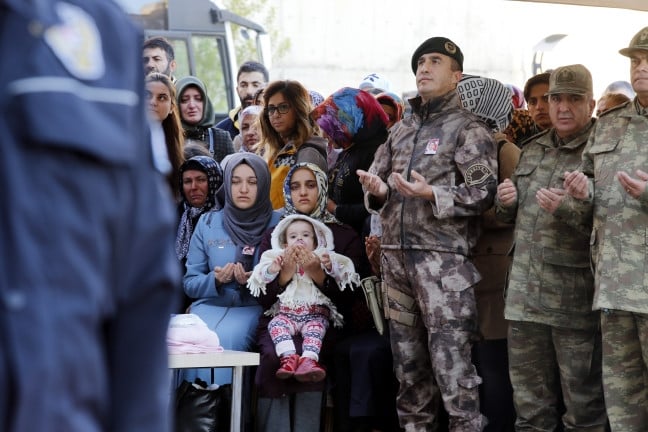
[357,36,497,432]
[496,64,607,431]
[563,27,648,431]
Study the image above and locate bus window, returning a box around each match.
[171,39,190,80]
[231,24,263,64]
[192,35,230,118]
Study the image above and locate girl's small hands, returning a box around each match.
[301,250,322,275]
[320,252,332,272]
[268,255,283,274]
[282,245,298,268]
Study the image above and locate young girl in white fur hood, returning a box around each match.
[247,214,360,382]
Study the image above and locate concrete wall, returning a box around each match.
[265,0,648,99]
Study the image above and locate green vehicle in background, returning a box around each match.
[117,0,271,123]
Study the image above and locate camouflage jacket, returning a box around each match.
[496,120,598,329]
[367,91,497,255]
[577,101,648,313]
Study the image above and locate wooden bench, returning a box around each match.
[169,351,259,432]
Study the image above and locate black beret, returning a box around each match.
[411,37,463,74]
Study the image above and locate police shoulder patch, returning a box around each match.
[44,2,105,80]
[464,163,493,186]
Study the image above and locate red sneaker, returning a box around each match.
[275,354,300,379]
[294,357,326,383]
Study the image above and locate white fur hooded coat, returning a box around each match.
[247,214,360,327]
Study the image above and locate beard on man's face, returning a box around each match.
[241,95,255,107]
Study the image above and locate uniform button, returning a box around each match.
[3,291,26,310]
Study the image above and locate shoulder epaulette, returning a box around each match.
[519,128,550,147]
[598,100,631,118]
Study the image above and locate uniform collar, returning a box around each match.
[541,119,596,149]
[634,98,648,116]
[409,90,460,119]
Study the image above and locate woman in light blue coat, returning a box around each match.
[181,152,281,384]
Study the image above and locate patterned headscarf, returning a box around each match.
[457,75,513,133]
[221,152,274,271]
[309,90,325,107]
[503,109,539,147]
[175,156,223,260]
[311,87,388,150]
[506,84,526,109]
[283,162,339,224]
[376,91,405,124]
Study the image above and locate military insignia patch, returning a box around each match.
[425,138,439,155]
[556,68,575,85]
[44,2,105,80]
[444,41,457,55]
[639,29,648,45]
[465,164,493,186]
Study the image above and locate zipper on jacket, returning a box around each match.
[400,109,427,248]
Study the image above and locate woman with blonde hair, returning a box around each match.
[258,80,327,209]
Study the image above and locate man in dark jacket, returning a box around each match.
[216,60,269,139]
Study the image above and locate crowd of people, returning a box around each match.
[139,23,648,432]
[4,2,646,430]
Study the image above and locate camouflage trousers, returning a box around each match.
[601,310,648,431]
[382,250,484,432]
[508,321,606,431]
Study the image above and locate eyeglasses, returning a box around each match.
[266,103,291,116]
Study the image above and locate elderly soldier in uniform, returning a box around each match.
[357,36,497,432]
[496,64,607,431]
[563,27,648,431]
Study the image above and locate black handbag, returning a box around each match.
[174,378,232,432]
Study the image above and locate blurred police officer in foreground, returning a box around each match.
[0,1,180,431]
[564,27,648,431]
[497,64,607,431]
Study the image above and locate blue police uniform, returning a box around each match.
[0,1,180,431]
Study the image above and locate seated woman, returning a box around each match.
[255,162,368,432]
[175,155,223,312]
[181,152,281,385]
[176,75,235,163]
[257,80,327,209]
[175,155,223,263]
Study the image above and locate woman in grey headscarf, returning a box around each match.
[176,75,235,163]
[181,152,282,385]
